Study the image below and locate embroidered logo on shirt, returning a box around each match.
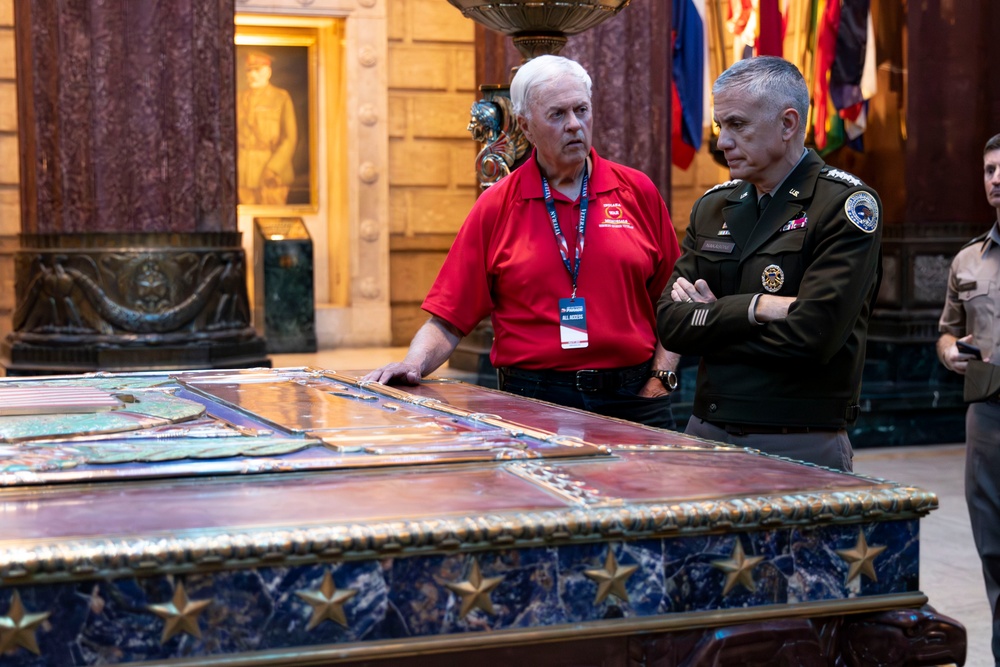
[599,202,633,229]
[845,192,879,233]
[780,215,808,232]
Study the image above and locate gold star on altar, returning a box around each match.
[148,582,212,643]
[0,590,50,656]
[837,528,887,584]
[445,559,504,617]
[584,548,638,604]
[296,571,358,630]
[712,539,765,595]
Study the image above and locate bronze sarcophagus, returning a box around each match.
[0,368,965,665]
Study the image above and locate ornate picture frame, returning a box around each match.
[235,25,319,212]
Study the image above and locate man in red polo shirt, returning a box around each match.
[365,55,681,428]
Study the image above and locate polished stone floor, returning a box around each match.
[272,347,994,667]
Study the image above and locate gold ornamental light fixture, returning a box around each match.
[447,0,633,60]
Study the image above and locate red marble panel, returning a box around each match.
[543,450,879,505]
[400,380,702,447]
[0,466,567,542]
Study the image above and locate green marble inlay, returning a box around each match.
[0,391,205,443]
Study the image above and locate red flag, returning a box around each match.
[671,79,697,169]
[757,0,783,56]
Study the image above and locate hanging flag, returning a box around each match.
[828,0,876,150]
[727,0,755,62]
[811,0,840,150]
[860,8,877,101]
[757,0,783,56]
[829,0,870,111]
[671,0,707,169]
[671,81,696,168]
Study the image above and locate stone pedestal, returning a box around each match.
[4,0,267,374]
[2,232,266,374]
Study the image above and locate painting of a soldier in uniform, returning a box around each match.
[236,44,313,208]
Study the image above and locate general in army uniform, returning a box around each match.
[237,50,298,206]
[657,56,882,471]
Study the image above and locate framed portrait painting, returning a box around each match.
[235,26,318,211]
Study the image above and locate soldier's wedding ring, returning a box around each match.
[685,298,694,303]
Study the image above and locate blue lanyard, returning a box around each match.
[541,169,589,299]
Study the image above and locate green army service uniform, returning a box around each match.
[656,150,882,470]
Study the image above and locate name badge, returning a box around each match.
[559,298,589,349]
[699,239,736,254]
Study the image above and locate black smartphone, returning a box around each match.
[956,340,982,360]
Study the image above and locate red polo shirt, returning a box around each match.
[423,149,679,371]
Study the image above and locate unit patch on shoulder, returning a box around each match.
[845,191,879,233]
[704,179,743,195]
[824,168,862,187]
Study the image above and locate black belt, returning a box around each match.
[712,422,839,436]
[499,360,651,394]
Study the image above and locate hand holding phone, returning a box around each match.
[956,340,982,360]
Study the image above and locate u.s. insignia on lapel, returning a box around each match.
[761,264,785,293]
[717,222,731,236]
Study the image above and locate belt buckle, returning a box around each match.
[575,369,601,393]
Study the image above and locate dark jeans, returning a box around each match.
[966,401,1000,666]
[498,373,676,430]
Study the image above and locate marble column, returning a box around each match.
[4,0,268,374]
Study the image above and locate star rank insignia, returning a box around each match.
[0,590,50,656]
[712,539,765,595]
[836,528,887,584]
[147,582,212,644]
[296,571,358,630]
[445,559,504,617]
[584,548,638,604]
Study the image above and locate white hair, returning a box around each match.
[510,55,592,119]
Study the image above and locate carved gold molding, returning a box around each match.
[0,493,929,585]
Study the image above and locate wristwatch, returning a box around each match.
[650,369,678,392]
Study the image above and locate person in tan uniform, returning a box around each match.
[237,50,297,205]
[937,132,1000,667]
